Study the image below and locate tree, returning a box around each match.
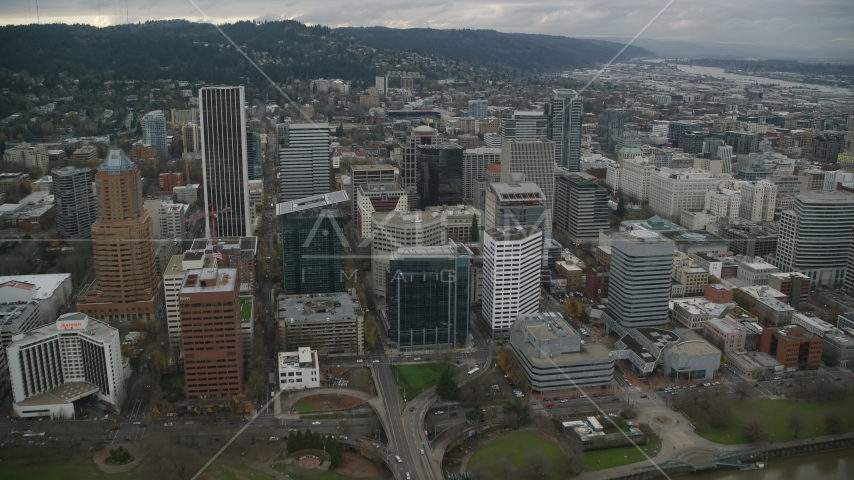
[465,407,485,424]
[470,215,479,242]
[742,419,768,443]
[825,410,846,434]
[734,382,749,402]
[436,365,460,401]
[502,399,531,429]
[788,411,806,438]
[615,192,627,218]
[563,298,582,320]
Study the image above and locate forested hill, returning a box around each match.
[0,20,375,85]
[335,27,654,71]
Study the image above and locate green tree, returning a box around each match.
[502,399,531,429]
[470,215,479,242]
[465,406,485,424]
[615,192,627,218]
[436,365,460,401]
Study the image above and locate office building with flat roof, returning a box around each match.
[199,86,252,238]
[349,164,400,219]
[280,196,346,295]
[142,110,168,157]
[179,267,243,402]
[483,182,547,232]
[277,294,364,357]
[483,226,542,338]
[51,167,96,239]
[385,243,470,348]
[278,121,331,202]
[771,191,854,287]
[760,325,822,371]
[278,347,320,391]
[554,173,609,244]
[500,138,555,233]
[371,211,446,298]
[462,147,501,201]
[510,312,613,392]
[607,231,674,329]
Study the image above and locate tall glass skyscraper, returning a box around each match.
[199,86,251,238]
[547,89,583,172]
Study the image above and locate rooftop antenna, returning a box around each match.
[35,0,40,24]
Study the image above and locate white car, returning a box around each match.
[414,357,421,361]
[395,455,402,463]
[356,359,364,363]
[434,411,444,415]
[373,359,380,363]
[311,421,321,425]
[164,423,173,427]
[420,449,425,455]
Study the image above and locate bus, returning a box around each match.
[467,367,480,376]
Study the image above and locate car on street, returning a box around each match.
[434,411,444,415]
[123,436,132,441]
[373,359,380,363]
[421,449,425,455]
[110,425,120,431]
[409,407,415,411]
[133,421,141,425]
[395,456,402,463]
[611,398,619,401]
[339,436,348,440]
[356,359,364,363]
[311,421,321,425]
[164,423,173,427]
[640,395,648,398]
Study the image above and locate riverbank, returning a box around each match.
[578,404,854,480]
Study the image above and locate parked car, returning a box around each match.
[110,426,120,431]
[311,421,321,425]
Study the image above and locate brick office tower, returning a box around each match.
[77,150,161,322]
[179,267,243,403]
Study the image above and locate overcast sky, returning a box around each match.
[3,0,853,52]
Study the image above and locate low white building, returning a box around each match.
[0,274,73,323]
[278,347,320,391]
[7,313,125,418]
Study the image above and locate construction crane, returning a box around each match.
[181,203,230,258]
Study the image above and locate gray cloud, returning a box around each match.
[3,0,853,52]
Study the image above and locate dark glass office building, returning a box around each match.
[385,242,471,348]
[281,208,345,294]
[417,144,464,207]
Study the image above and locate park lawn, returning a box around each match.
[204,462,271,480]
[696,396,854,444]
[294,400,320,413]
[582,436,661,470]
[391,363,447,399]
[273,462,364,479]
[467,430,568,480]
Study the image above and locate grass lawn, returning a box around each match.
[2,459,267,480]
[349,367,370,388]
[273,462,363,479]
[582,436,661,470]
[391,363,448,399]
[696,396,854,444]
[294,400,319,413]
[467,430,568,480]
[239,296,253,322]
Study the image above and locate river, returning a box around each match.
[673,64,848,94]
[688,447,854,480]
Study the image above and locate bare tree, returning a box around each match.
[825,410,847,435]
[788,411,806,438]
[525,450,547,479]
[734,382,749,402]
[742,419,768,443]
